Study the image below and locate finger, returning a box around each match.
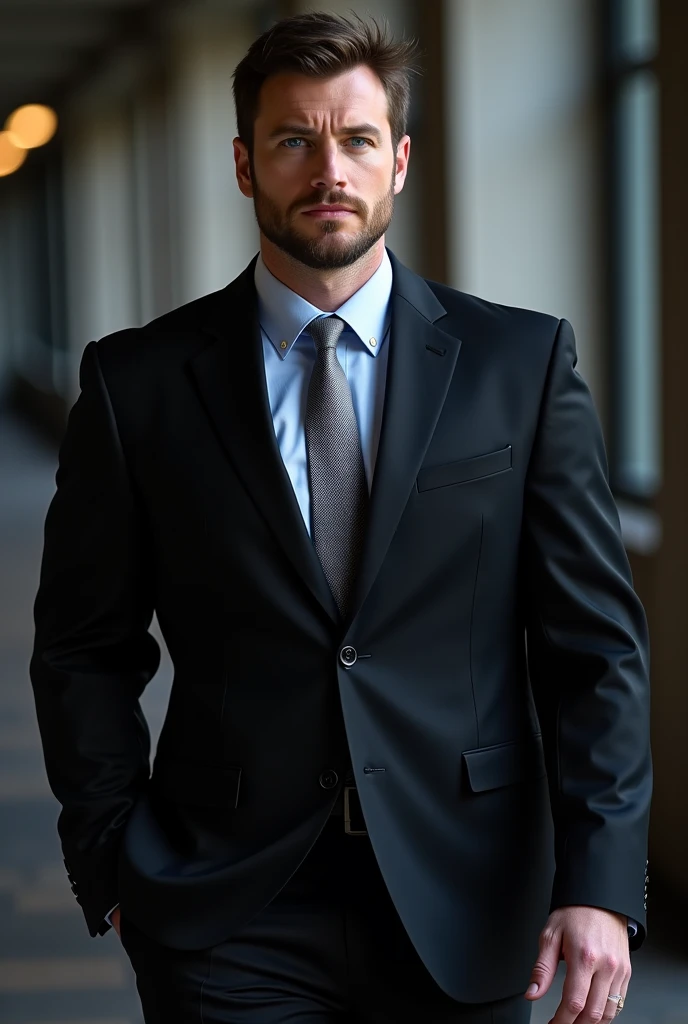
[525,925,562,1000]
[549,961,595,1024]
[581,968,622,1024]
[603,972,631,1021]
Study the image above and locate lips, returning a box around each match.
[302,205,356,214]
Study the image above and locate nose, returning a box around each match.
[310,141,348,192]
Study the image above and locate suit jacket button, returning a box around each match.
[319,770,339,790]
[340,646,357,667]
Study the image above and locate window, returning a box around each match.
[606,0,661,500]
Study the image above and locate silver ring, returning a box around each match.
[607,994,624,1011]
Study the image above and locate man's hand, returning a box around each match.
[525,906,630,1022]
[110,906,121,939]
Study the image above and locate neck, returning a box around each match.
[259,236,385,311]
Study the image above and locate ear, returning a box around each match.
[233,138,254,198]
[393,134,411,195]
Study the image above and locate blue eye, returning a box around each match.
[283,138,304,148]
[349,137,368,147]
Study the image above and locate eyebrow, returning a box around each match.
[267,122,383,143]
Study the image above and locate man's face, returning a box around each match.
[234,65,410,269]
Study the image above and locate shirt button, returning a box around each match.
[319,770,339,790]
[340,646,357,668]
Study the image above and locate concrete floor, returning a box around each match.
[0,409,686,1023]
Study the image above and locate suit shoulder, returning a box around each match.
[96,289,228,356]
[426,279,561,342]
[91,287,233,385]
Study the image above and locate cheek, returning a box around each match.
[255,163,302,202]
[343,160,384,194]
[255,151,301,182]
[358,156,395,186]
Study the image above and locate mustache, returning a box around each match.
[289,191,368,216]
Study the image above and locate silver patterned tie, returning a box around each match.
[305,315,369,619]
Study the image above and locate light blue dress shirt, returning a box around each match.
[254,250,393,537]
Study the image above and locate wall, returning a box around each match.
[57,5,262,402]
[62,110,139,378]
[647,0,688,903]
[446,0,605,406]
[164,6,259,306]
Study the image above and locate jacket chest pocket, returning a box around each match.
[416,446,512,493]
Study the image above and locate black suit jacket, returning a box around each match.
[30,251,651,1003]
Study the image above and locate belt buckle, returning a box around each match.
[343,785,368,835]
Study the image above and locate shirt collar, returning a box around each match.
[254,249,393,359]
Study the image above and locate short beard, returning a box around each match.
[251,168,395,271]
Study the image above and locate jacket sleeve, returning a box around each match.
[30,340,160,936]
[522,318,651,948]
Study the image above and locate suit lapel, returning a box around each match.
[188,253,461,629]
[189,262,340,623]
[349,255,462,621]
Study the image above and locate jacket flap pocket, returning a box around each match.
[417,446,512,492]
[462,736,545,793]
[152,759,242,808]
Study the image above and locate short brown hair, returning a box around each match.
[233,11,419,154]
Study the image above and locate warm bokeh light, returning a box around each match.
[0,131,27,176]
[5,104,58,149]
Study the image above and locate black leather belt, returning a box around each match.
[329,785,368,835]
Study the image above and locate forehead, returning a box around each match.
[256,65,390,129]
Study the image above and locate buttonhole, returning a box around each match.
[425,345,446,357]
[363,767,386,774]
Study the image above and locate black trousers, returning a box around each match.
[121,816,532,1024]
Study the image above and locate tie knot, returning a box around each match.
[309,315,346,353]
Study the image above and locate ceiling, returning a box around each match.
[0,0,174,122]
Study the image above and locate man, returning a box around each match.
[30,10,651,1024]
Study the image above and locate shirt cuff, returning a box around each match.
[627,918,638,938]
[104,904,119,927]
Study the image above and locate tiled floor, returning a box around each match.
[0,409,686,1023]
